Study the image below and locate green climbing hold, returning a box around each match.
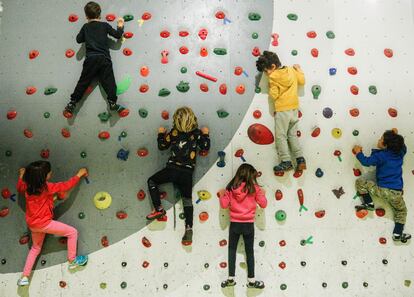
[43,112,50,119]
[342,282,348,289]
[120,281,127,289]
[80,151,87,158]
[255,86,261,93]
[180,67,187,74]
[291,50,298,56]
[203,284,210,291]
[217,109,229,118]
[213,48,227,55]
[311,85,321,99]
[248,12,261,21]
[326,31,335,39]
[300,239,306,246]
[352,130,359,136]
[44,87,57,95]
[158,88,171,97]
[275,210,286,222]
[138,108,148,118]
[404,280,411,287]
[120,131,127,138]
[287,13,298,21]
[98,112,112,122]
[123,15,134,22]
[100,283,107,289]
[78,212,85,219]
[369,85,377,95]
[252,32,259,39]
[176,81,190,93]
[280,284,287,290]
[116,75,132,95]
[259,241,265,247]
[179,213,185,220]
[5,150,12,157]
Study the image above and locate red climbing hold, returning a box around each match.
[137,148,149,157]
[200,47,208,57]
[219,84,227,95]
[252,47,261,57]
[198,28,208,40]
[349,108,359,117]
[116,211,128,219]
[311,48,319,57]
[40,149,50,159]
[307,31,317,38]
[123,32,134,39]
[293,170,303,178]
[98,131,110,140]
[235,149,244,158]
[1,188,11,199]
[59,281,67,288]
[379,237,387,245]
[384,48,393,58]
[142,261,150,268]
[275,190,283,201]
[142,12,152,21]
[179,46,189,55]
[234,66,243,76]
[29,50,39,60]
[375,208,385,217]
[7,110,17,120]
[26,86,37,95]
[140,66,149,77]
[24,129,33,138]
[279,262,286,269]
[101,236,109,247]
[161,110,169,120]
[123,48,132,56]
[160,30,170,38]
[279,240,286,247]
[298,110,302,118]
[137,190,146,201]
[19,234,30,245]
[271,33,279,46]
[140,84,149,93]
[350,85,359,95]
[356,209,368,219]
[311,127,321,137]
[106,14,116,22]
[219,262,227,268]
[247,124,274,145]
[345,48,355,56]
[160,191,167,199]
[68,14,78,22]
[353,168,361,176]
[199,211,209,222]
[119,109,129,118]
[219,239,227,246]
[235,84,245,95]
[315,210,325,218]
[65,49,75,58]
[347,67,358,75]
[142,236,152,248]
[200,83,209,92]
[61,128,71,138]
[179,31,189,37]
[0,207,10,218]
[253,110,262,119]
[388,108,397,118]
[215,11,225,19]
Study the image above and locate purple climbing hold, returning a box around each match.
[322,107,333,119]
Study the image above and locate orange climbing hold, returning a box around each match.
[234,66,243,76]
[142,236,152,248]
[311,127,321,137]
[101,236,109,247]
[315,210,325,218]
[356,209,368,219]
[199,211,209,222]
[200,47,208,57]
[307,31,317,38]
[235,84,245,95]
[137,190,146,201]
[140,66,149,77]
[161,110,169,120]
[349,108,359,117]
[139,84,149,93]
[247,123,274,145]
[347,66,357,75]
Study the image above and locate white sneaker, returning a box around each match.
[17,276,29,286]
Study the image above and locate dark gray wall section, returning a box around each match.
[0,0,273,273]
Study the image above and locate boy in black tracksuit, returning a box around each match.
[64,1,127,117]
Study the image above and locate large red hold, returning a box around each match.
[247,124,274,145]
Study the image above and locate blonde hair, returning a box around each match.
[173,106,198,132]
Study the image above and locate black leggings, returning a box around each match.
[228,222,255,278]
[147,165,194,227]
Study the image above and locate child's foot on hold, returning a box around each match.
[247,280,265,289]
[146,207,166,220]
[182,227,193,246]
[68,255,88,270]
[63,101,76,118]
[221,279,236,288]
[392,233,411,243]
[108,101,129,117]
[17,276,29,286]
[295,157,307,171]
[355,202,375,211]
[273,161,293,173]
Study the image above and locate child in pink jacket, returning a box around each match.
[218,163,267,289]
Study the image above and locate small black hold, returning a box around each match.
[382,259,388,265]
[204,263,209,268]
[341,260,347,266]
[163,284,168,289]
[121,262,127,267]
[300,261,306,267]
[1,259,6,265]
[164,262,169,268]
[322,282,327,288]
[41,260,47,266]
[363,282,369,287]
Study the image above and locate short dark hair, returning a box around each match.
[84,2,101,19]
[23,161,51,195]
[256,51,282,72]
[383,130,405,153]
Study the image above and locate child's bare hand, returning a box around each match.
[201,127,209,134]
[18,168,25,178]
[77,168,88,178]
[293,64,301,71]
[217,189,226,197]
[158,127,166,134]
[353,145,362,154]
[117,18,124,28]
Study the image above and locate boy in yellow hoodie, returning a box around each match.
[256,51,306,173]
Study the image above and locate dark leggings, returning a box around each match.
[228,222,255,278]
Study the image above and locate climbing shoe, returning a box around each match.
[182,228,193,246]
[392,233,411,243]
[247,280,265,289]
[109,101,129,117]
[146,208,166,220]
[17,276,30,286]
[68,255,88,270]
[221,279,236,288]
[355,202,375,211]
[63,101,76,118]
[273,161,293,173]
[296,157,307,171]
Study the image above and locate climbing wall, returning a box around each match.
[1,0,414,296]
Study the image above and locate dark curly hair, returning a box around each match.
[256,51,282,72]
[84,1,101,19]
[383,130,405,153]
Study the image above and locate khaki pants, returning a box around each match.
[356,177,407,224]
[274,109,303,162]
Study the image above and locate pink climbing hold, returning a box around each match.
[271,33,279,46]
[161,50,169,64]
[345,48,355,56]
[29,50,39,60]
[68,14,78,22]
[247,123,274,145]
[311,48,319,57]
[384,48,393,58]
[307,31,317,38]
[106,14,116,22]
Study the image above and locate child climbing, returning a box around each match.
[16,161,89,286]
[353,129,411,243]
[256,51,306,174]
[218,163,267,289]
[64,1,128,118]
[146,107,210,246]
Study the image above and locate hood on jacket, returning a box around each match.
[231,182,252,202]
[269,66,296,88]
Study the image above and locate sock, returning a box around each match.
[184,206,194,228]
[360,193,373,204]
[228,277,234,281]
[393,222,404,235]
[248,278,255,284]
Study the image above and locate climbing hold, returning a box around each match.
[1,188,11,199]
[19,234,30,245]
[198,28,208,40]
[106,14,116,22]
[247,123,274,145]
[43,112,50,119]
[356,209,368,219]
[235,84,245,95]
[199,47,207,57]
[117,149,129,161]
[252,32,259,39]
[326,30,335,39]
[137,190,146,201]
[161,110,169,120]
[332,187,345,198]
[216,151,226,167]
[307,31,317,38]
[279,240,286,247]
[122,48,132,56]
[347,67,358,75]
[353,168,362,176]
[158,88,171,97]
[23,129,33,138]
[248,12,261,21]
[59,281,67,288]
[7,110,17,120]
[384,48,393,58]
[40,149,50,159]
[388,108,398,117]
[123,32,133,39]
[342,282,348,289]
[280,284,287,290]
[5,151,12,157]
[234,67,243,76]
[98,112,111,122]
[404,280,411,287]
[379,237,387,245]
[163,284,168,289]
[29,50,39,59]
[271,33,279,46]
[311,127,321,138]
[68,14,78,22]
[235,149,246,162]
[253,110,262,119]
[139,84,149,93]
[311,48,319,57]
[161,50,169,64]
[78,212,85,219]
[219,84,227,95]
[80,151,87,158]
[176,81,190,92]
[40,260,46,266]
[65,49,75,58]
[116,211,128,220]
[375,208,385,217]
[255,86,261,93]
[123,14,134,22]
[26,86,37,95]
[369,85,377,95]
[44,87,57,95]
[196,71,217,82]
[258,241,265,247]
[252,47,261,57]
[275,190,283,201]
[315,210,325,218]
[120,281,127,289]
[179,31,189,37]
[179,46,189,55]
[341,260,348,266]
[291,50,298,56]
[323,107,333,118]
[213,48,227,55]
[349,108,359,117]
[140,66,149,77]
[141,12,151,21]
[311,85,321,99]
[61,128,71,138]
[287,13,298,21]
[0,207,10,218]
[334,150,342,162]
[331,128,342,139]
[315,168,324,177]
[93,192,112,210]
[300,261,306,267]
[137,148,149,157]
[219,262,227,268]
[329,68,337,75]
[203,284,210,291]
[98,131,110,140]
[278,261,286,269]
[353,130,359,136]
[101,236,109,247]
[215,11,225,19]
[142,236,152,248]
[345,48,355,56]
[382,259,388,265]
[160,30,170,38]
[139,108,148,118]
[196,190,211,204]
[199,211,209,222]
[100,282,107,289]
[350,85,359,95]
[180,67,187,74]
[275,210,286,222]
[216,109,229,118]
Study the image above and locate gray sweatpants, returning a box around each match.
[275,109,303,162]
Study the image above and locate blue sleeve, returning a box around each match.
[356,151,383,167]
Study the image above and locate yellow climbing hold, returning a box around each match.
[137,19,144,26]
[331,128,342,139]
[93,192,112,210]
[197,190,211,201]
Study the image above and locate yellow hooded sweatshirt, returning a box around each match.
[268,66,305,112]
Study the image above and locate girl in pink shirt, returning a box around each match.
[218,163,267,289]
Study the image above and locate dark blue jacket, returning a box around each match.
[356,146,406,190]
